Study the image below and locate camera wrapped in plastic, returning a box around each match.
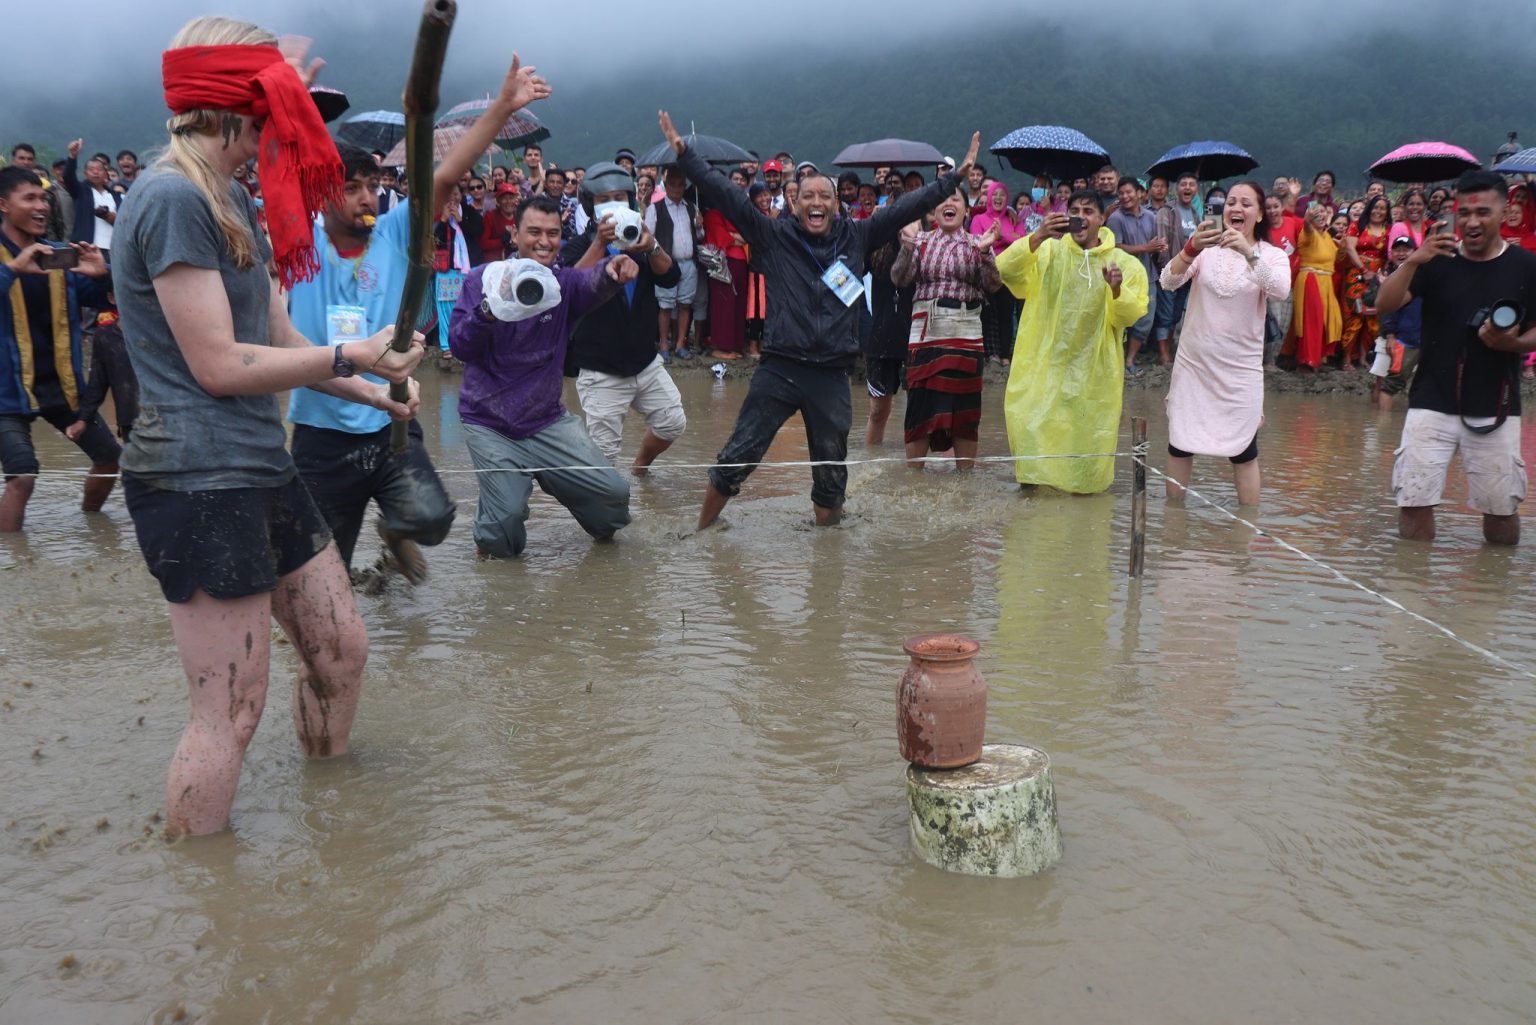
[479,259,562,323]
[594,201,646,249]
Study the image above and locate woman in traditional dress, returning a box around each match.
[1340,194,1390,368]
[1160,181,1290,506]
[1288,201,1342,370]
[890,189,1001,469]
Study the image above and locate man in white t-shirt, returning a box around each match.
[63,139,120,253]
[643,167,701,359]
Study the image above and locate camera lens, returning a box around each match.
[1490,301,1523,331]
[515,278,545,306]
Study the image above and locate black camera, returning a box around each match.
[1468,299,1524,332]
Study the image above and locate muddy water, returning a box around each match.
[4,373,1536,1024]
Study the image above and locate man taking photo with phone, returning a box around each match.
[0,166,119,531]
[1377,169,1536,546]
[999,188,1149,495]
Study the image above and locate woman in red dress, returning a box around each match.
[1340,195,1389,368]
[702,199,748,359]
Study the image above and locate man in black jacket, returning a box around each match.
[562,162,685,473]
[658,111,979,528]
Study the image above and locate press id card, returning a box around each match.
[436,273,464,304]
[326,304,368,345]
[821,260,865,307]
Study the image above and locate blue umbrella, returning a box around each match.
[989,125,1110,181]
[1494,146,1536,175]
[1146,140,1258,182]
[336,110,407,154]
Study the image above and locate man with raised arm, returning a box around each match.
[657,110,981,529]
[285,55,550,585]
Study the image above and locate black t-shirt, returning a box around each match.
[1407,245,1536,418]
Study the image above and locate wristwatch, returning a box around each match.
[478,298,497,322]
[332,342,357,378]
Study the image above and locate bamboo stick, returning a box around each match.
[1130,416,1147,578]
[389,0,457,453]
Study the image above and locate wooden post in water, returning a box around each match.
[1130,416,1147,578]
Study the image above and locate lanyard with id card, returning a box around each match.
[800,236,864,307]
[326,305,368,345]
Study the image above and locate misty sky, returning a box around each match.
[24,0,1425,104]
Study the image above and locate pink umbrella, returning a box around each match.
[1368,142,1480,184]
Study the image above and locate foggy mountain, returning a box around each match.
[5,3,1533,188]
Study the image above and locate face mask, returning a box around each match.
[1031,187,1047,203]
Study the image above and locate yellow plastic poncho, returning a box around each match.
[997,226,1149,493]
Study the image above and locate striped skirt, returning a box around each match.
[903,298,985,448]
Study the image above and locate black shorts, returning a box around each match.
[123,473,332,603]
[1168,434,1260,465]
[864,356,904,399]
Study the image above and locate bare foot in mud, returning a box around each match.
[376,519,428,585]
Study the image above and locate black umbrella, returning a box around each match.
[635,134,754,169]
[833,138,944,169]
[1145,140,1257,182]
[989,125,1110,182]
[308,86,350,125]
[336,111,407,154]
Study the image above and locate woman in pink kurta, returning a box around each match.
[1159,181,1291,506]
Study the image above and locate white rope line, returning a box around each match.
[1135,457,1536,683]
[17,448,1535,681]
[16,451,1134,480]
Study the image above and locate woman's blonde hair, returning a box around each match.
[154,16,276,270]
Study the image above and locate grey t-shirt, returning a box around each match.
[113,169,292,490]
[1107,205,1159,278]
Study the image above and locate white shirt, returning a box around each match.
[90,187,115,249]
[643,197,694,260]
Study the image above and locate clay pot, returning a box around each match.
[897,633,986,769]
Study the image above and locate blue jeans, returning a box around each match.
[463,413,631,558]
[1152,279,1191,343]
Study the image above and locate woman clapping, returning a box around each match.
[1160,181,1291,506]
[890,189,1002,470]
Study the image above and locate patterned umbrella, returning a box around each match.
[1145,140,1257,182]
[635,134,755,169]
[381,123,493,168]
[1368,142,1480,184]
[435,98,550,148]
[336,110,406,154]
[989,125,1110,181]
[833,139,944,169]
[1493,146,1536,175]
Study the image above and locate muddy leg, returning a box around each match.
[271,543,369,758]
[164,589,274,837]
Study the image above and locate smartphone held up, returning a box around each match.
[34,244,80,271]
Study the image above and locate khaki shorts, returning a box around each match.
[1393,408,1527,516]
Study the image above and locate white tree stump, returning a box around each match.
[906,743,1062,878]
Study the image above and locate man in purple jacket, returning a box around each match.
[449,195,640,558]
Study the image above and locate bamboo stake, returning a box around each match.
[389,0,457,453]
[1130,416,1147,578]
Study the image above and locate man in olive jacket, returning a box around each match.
[658,111,981,528]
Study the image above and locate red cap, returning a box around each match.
[762,160,783,172]
[496,182,519,196]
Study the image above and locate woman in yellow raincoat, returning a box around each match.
[997,191,1149,493]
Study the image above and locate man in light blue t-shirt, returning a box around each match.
[287,57,550,582]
